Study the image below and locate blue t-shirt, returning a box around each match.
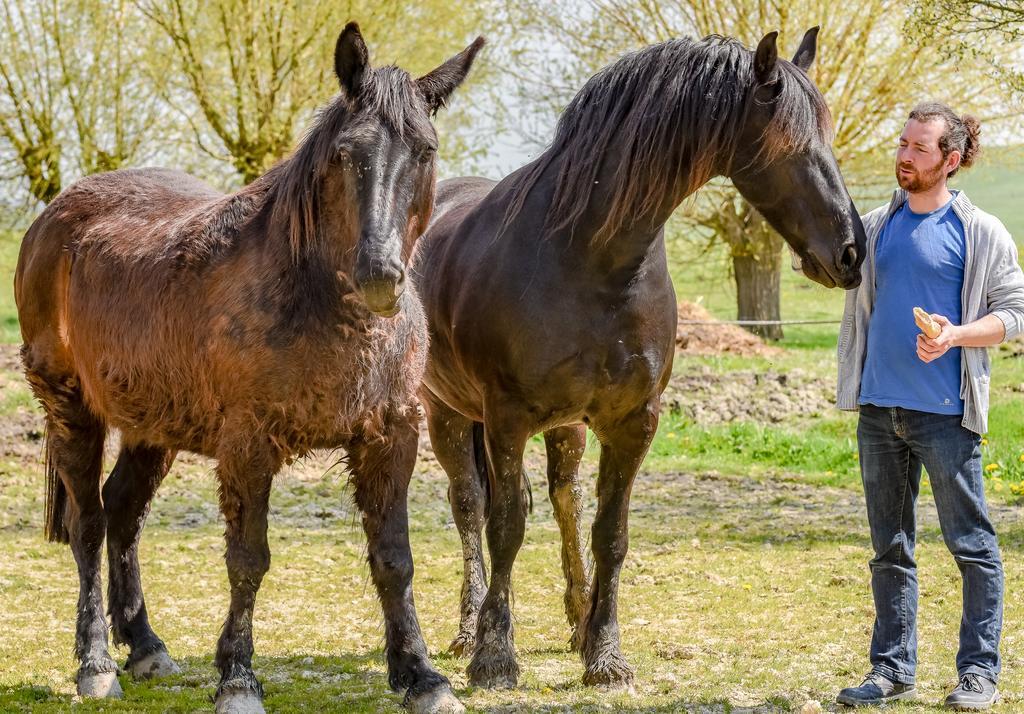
[859,195,965,414]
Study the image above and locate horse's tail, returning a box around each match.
[43,422,69,544]
[471,421,532,518]
[523,467,534,515]
[471,422,490,517]
[17,199,100,546]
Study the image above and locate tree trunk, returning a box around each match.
[715,200,785,341]
[732,246,783,340]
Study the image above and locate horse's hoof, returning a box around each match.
[582,654,635,689]
[128,649,181,680]
[77,670,123,698]
[447,632,475,658]
[407,685,466,714]
[215,688,265,714]
[467,649,519,689]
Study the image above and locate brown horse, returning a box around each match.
[15,23,482,714]
[412,28,865,689]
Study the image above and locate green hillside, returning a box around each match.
[670,144,1024,345]
[957,144,1024,241]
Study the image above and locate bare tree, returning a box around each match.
[910,0,1024,97]
[0,0,160,204]
[138,0,497,184]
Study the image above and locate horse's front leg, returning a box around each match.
[213,441,281,714]
[581,401,658,687]
[349,406,464,714]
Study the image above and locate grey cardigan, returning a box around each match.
[836,189,1024,434]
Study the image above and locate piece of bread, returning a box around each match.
[913,307,941,339]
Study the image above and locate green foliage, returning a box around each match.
[0,0,502,199]
[909,0,1024,96]
[0,0,162,204]
[978,350,1024,498]
[138,0,500,184]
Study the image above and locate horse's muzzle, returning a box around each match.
[358,277,405,317]
[355,253,406,316]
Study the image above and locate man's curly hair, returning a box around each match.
[908,102,981,177]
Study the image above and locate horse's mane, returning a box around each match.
[503,35,833,243]
[265,66,432,259]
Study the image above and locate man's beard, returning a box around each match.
[896,156,946,193]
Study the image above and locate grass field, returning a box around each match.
[0,150,1022,712]
[1,366,1023,713]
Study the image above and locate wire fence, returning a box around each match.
[677,319,841,326]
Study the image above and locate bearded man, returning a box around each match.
[834,103,1024,710]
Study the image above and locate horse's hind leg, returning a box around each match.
[467,402,530,689]
[103,444,179,679]
[422,389,487,657]
[349,406,463,713]
[25,364,117,697]
[543,425,589,652]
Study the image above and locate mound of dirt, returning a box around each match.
[662,366,835,425]
[999,334,1024,357]
[676,301,780,357]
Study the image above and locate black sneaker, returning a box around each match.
[945,673,998,710]
[837,671,917,707]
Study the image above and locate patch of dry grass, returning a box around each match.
[1,346,1023,712]
[2,436,1024,712]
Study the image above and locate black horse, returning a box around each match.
[412,28,865,689]
[16,24,481,714]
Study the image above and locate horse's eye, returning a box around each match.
[417,147,436,164]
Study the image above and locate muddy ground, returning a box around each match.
[1,343,1015,538]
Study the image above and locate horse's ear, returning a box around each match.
[335,22,369,98]
[415,36,486,114]
[754,30,779,83]
[792,26,819,72]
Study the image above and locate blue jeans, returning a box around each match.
[857,404,1003,684]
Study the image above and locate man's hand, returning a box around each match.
[917,314,960,363]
